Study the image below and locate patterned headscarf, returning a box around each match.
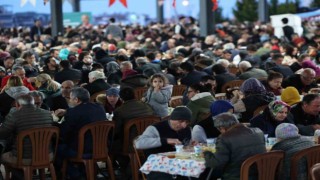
[240,78,266,96]
[268,100,290,118]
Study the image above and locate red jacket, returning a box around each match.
[1,75,35,91]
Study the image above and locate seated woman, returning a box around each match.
[0,76,29,118]
[250,100,294,137]
[36,73,61,99]
[192,100,233,143]
[261,71,283,96]
[281,86,301,106]
[186,83,215,126]
[231,78,275,121]
[271,123,314,180]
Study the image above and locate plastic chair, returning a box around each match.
[3,126,59,180]
[133,137,147,180]
[215,93,227,100]
[240,150,284,180]
[134,87,148,101]
[172,85,186,97]
[311,163,320,180]
[228,66,239,75]
[169,96,183,108]
[123,116,160,180]
[221,80,244,93]
[61,121,115,180]
[90,90,106,103]
[291,145,320,180]
[253,105,268,118]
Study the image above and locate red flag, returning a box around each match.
[212,0,218,11]
[119,0,127,8]
[109,0,116,7]
[172,0,176,8]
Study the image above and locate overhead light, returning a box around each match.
[182,0,189,6]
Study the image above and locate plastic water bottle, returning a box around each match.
[194,145,202,158]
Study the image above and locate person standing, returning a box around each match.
[30,19,44,41]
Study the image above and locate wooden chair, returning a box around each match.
[172,85,186,97]
[253,105,268,117]
[240,150,284,180]
[291,145,320,180]
[215,93,227,100]
[311,163,320,180]
[3,126,59,180]
[221,80,244,93]
[123,116,160,180]
[90,90,106,103]
[228,66,239,75]
[61,121,115,180]
[169,96,183,108]
[134,87,148,101]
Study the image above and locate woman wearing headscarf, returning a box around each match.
[192,100,234,143]
[281,86,301,106]
[106,61,121,85]
[231,78,275,121]
[250,100,294,137]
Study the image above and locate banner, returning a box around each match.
[212,0,218,11]
[109,0,127,8]
[20,0,36,7]
[172,0,176,8]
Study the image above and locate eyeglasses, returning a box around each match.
[302,75,315,81]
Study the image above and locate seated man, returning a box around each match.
[290,94,320,136]
[282,68,318,94]
[0,94,53,164]
[204,113,266,179]
[271,123,314,180]
[135,106,192,179]
[55,87,107,178]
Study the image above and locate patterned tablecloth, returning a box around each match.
[140,153,206,178]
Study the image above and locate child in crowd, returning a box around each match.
[144,73,172,118]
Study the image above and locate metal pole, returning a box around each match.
[156,0,164,24]
[50,0,64,37]
[258,0,269,22]
[199,0,215,37]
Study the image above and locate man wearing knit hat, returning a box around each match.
[271,123,314,179]
[135,106,192,179]
[135,106,192,153]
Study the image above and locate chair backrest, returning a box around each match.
[76,121,115,160]
[311,163,320,180]
[16,126,59,167]
[123,116,160,154]
[90,90,106,103]
[291,145,320,180]
[240,150,284,180]
[134,87,148,101]
[215,93,227,100]
[172,85,186,97]
[221,80,244,93]
[228,66,239,75]
[133,137,147,180]
[253,105,268,118]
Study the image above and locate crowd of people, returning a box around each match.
[0,15,319,179]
